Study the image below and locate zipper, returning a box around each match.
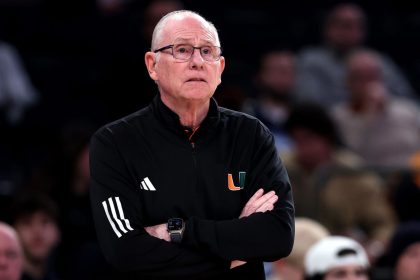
[186,129,199,196]
[191,142,196,168]
[186,127,199,168]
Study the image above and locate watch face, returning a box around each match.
[168,218,183,231]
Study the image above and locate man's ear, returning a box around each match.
[217,56,225,85]
[145,52,158,81]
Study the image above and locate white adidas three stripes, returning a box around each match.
[102,178,156,237]
[140,177,156,191]
[102,197,134,238]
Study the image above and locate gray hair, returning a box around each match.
[346,48,382,70]
[151,10,221,50]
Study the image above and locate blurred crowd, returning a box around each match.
[1,1,420,280]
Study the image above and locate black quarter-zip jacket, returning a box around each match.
[90,95,295,279]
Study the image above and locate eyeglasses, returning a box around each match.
[154,44,222,62]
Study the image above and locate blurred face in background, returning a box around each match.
[346,52,383,104]
[394,243,420,280]
[324,264,369,280]
[14,212,60,263]
[0,225,23,280]
[291,127,332,172]
[259,51,295,95]
[325,4,366,53]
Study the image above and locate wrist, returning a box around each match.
[167,218,185,243]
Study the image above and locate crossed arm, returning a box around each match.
[145,188,279,268]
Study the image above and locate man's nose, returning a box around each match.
[189,48,204,68]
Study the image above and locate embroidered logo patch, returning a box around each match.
[228,171,246,191]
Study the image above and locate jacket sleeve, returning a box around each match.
[89,127,230,278]
[182,122,295,262]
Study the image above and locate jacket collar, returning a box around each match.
[151,94,221,140]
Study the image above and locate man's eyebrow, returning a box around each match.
[173,38,215,45]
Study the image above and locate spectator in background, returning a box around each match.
[11,194,60,280]
[269,218,330,280]
[0,222,23,280]
[387,159,420,223]
[29,122,94,202]
[331,49,420,168]
[54,134,101,280]
[384,222,420,280]
[28,122,116,280]
[0,41,39,208]
[304,236,370,280]
[318,170,395,263]
[284,104,395,263]
[243,50,296,153]
[0,41,38,126]
[284,103,395,262]
[296,3,415,107]
[283,102,362,218]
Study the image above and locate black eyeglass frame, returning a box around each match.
[153,44,223,61]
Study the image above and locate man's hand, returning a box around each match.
[231,260,247,269]
[239,188,278,218]
[145,224,170,241]
[232,188,278,269]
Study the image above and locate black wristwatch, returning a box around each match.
[167,218,184,243]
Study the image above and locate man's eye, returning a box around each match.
[201,47,212,55]
[176,46,191,54]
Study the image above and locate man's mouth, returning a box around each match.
[186,78,206,82]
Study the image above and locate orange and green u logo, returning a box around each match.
[228,171,246,191]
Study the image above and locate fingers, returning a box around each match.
[248,190,276,212]
[145,224,170,241]
[239,189,264,218]
[255,194,278,213]
[240,189,278,218]
[230,260,247,269]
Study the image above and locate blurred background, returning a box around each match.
[0,0,420,279]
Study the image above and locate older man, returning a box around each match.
[331,49,420,167]
[0,222,24,280]
[296,3,415,107]
[90,10,294,279]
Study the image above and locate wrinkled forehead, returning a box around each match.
[162,15,219,46]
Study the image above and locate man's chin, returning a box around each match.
[181,91,213,102]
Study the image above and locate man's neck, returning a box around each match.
[161,94,210,129]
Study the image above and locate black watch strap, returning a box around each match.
[170,232,182,243]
